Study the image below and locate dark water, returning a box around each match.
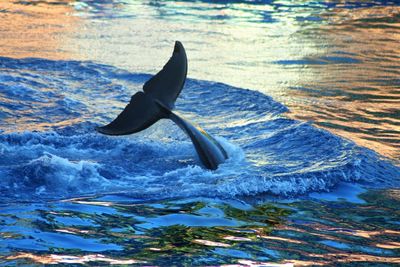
[0,0,399,266]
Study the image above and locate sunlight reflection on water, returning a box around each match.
[2,190,400,266]
[1,0,398,159]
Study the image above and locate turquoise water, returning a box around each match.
[1,0,400,266]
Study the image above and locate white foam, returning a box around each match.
[23,152,113,196]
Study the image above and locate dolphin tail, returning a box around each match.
[153,102,227,170]
[96,41,228,169]
[96,41,187,135]
[168,111,228,170]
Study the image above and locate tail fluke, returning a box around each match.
[143,41,187,110]
[96,41,187,135]
[96,41,228,169]
[96,92,164,135]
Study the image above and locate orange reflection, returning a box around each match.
[7,253,146,265]
[376,242,400,249]
[276,225,347,243]
[306,224,400,239]
[0,0,79,59]
[237,260,294,267]
[387,189,400,200]
[282,5,400,160]
[5,117,84,133]
[55,227,152,239]
[308,253,400,264]
[274,223,400,263]
[259,235,303,244]
[282,260,326,266]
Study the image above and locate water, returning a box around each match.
[0,0,399,266]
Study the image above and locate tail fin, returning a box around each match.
[96,41,228,170]
[96,41,187,135]
[143,41,187,110]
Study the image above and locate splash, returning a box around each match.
[0,57,399,201]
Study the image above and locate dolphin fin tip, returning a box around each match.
[174,41,183,53]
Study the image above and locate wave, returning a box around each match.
[0,57,399,201]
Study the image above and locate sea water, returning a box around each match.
[0,1,399,266]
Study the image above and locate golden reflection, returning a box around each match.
[6,117,84,133]
[351,229,400,238]
[308,253,400,264]
[271,222,400,263]
[276,225,347,243]
[0,232,21,239]
[375,242,400,249]
[282,260,326,266]
[387,189,400,200]
[259,235,303,244]
[1,0,398,160]
[236,260,294,267]
[10,251,399,266]
[283,5,400,159]
[309,224,400,238]
[55,227,152,240]
[0,0,79,59]
[6,253,146,265]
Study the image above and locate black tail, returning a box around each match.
[96,41,228,169]
[96,41,187,135]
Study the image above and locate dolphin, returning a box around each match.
[96,41,228,170]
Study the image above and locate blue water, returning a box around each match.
[1,57,398,202]
[1,0,400,266]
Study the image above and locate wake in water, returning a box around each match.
[0,57,399,201]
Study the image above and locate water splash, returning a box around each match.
[0,58,398,201]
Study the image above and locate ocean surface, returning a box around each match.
[0,0,399,266]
